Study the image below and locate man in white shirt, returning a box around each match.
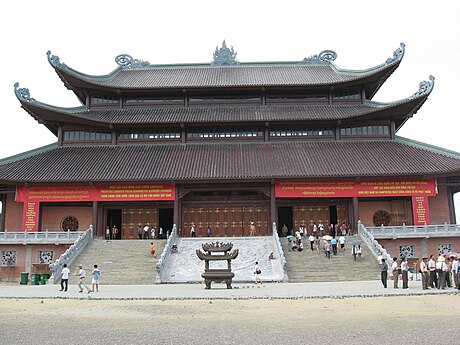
[420,257,429,290]
[76,264,91,293]
[428,254,437,288]
[401,257,409,289]
[452,257,459,289]
[391,257,399,289]
[59,263,70,292]
[338,236,346,252]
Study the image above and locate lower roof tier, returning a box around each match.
[1,137,460,183]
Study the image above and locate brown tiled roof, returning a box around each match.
[54,62,398,99]
[19,98,425,128]
[1,138,460,183]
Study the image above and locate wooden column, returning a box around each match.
[92,201,99,237]
[270,181,276,227]
[174,185,180,234]
[352,197,359,234]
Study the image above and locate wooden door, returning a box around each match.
[122,208,158,239]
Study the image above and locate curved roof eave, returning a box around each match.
[45,43,405,94]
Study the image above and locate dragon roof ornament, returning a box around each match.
[46,50,67,69]
[211,40,239,66]
[300,50,337,65]
[410,75,435,99]
[385,43,405,65]
[14,82,35,103]
[115,54,150,68]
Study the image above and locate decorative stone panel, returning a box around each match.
[1,251,16,266]
[38,251,53,264]
[438,244,452,256]
[399,245,414,258]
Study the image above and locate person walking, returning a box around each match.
[91,264,101,292]
[309,234,315,251]
[391,257,399,289]
[150,242,157,258]
[254,261,262,284]
[379,258,388,288]
[420,257,429,290]
[76,264,91,293]
[59,263,70,292]
[137,226,143,240]
[401,257,409,289]
[351,245,357,261]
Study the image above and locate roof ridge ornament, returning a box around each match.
[115,54,150,68]
[385,43,405,65]
[14,83,36,103]
[300,50,337,64]
[46,50,67,69]
[211,40,239,66]
[410,75,435,99]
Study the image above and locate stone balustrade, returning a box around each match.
[365,223,460,238]
[0,229,87,244]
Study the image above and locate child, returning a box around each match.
[150,242,157,258]
[92,264,101,292]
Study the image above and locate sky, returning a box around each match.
[1,1,460,219]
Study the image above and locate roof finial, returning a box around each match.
[385,43,405,65]
[46,50,67,69]
[115,54,150,68]
[14,82,36,103]
[300,50,337,64]
[211,40,239,66]
[410,75,435,99]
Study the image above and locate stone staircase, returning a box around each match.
[281,235,379,282]
[70,239,166,285]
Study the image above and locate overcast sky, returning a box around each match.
[2,1,460,219]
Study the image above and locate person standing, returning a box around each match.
[143,224,150,239]
[190,224,196,237]
[137,226,143,240]
[391,257,399,289]
[452,256,459,289]
[249,222,256,236]
[150,226,156,240]
[112,225,119,240]
[59,263,70,292]
[401,257,409,289]
[207,225,212,237]
[76,264,91,293]
[436,256,447,289]
[308,234,315,251]
[356,245,362,260]
[420,257,429,290]
[254,261,262,284]
[428,254,437,288]
[105,226,111,241]
[324,241,331,259]
[91,264,101,292]
[379,258,388,288]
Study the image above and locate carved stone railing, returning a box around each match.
[357,221,392,263]
[272,222,289,282]
[365,223,460,238]
[155,223,177,283]
[0,229,86,243]
[48,226,93,283]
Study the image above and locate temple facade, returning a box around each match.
[2,41,460,241]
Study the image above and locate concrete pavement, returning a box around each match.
[1,280,458,300]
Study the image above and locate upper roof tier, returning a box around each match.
[46,42,406,103]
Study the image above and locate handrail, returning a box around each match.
[365,223,460,237]
[156,224,177,283]
[0,229,86,242]
[272,222,288,282]
[358,220,392,263]
[48,225,93,283]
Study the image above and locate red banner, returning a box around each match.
[412,196,430,225]
[16,184,176,202]
[275,179,437,198]
[23,201,39,232]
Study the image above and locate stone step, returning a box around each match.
[70,239,166,285]
[282,235,379,282]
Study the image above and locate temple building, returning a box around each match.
[2,41,460,243]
